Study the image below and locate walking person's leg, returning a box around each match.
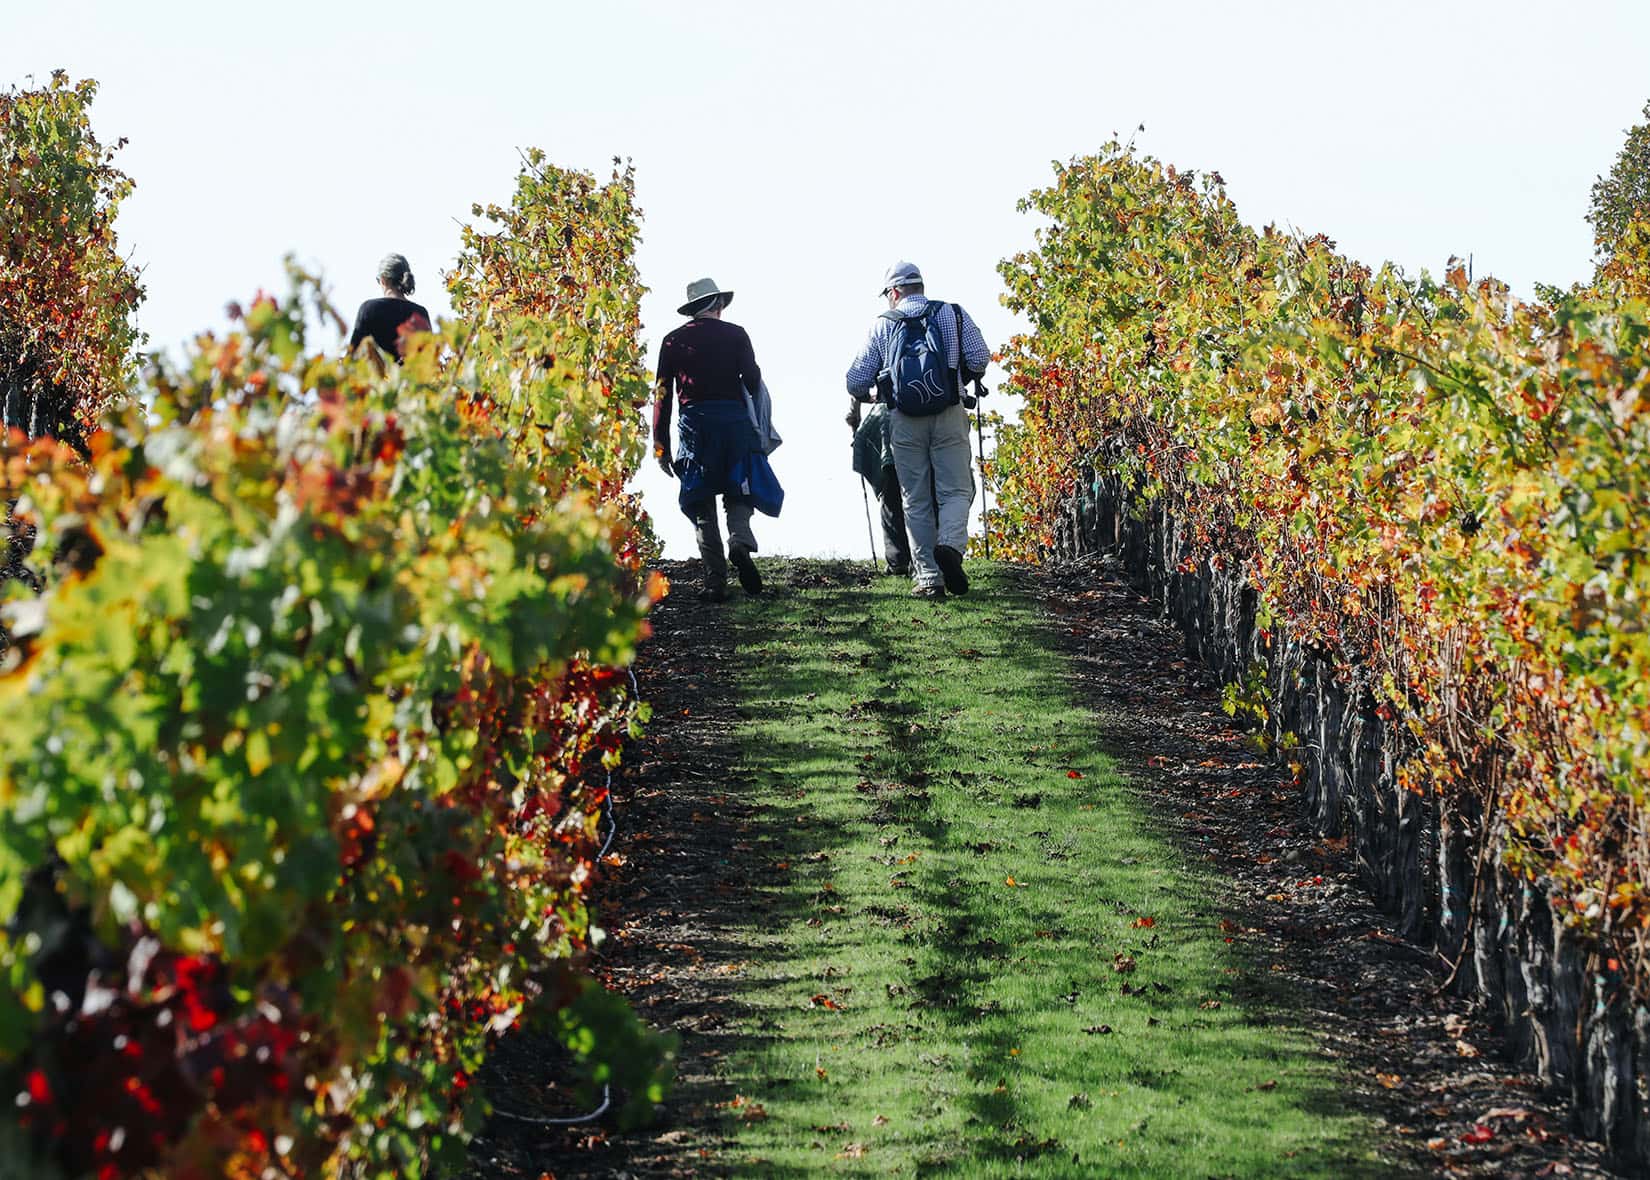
[931,403,976,595]
[688,497,729,601]
[723,495,763,595]
[876,465,911,575]
[890,411,943,595]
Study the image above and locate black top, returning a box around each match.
[653,317,762,446]
[657,318,760,405]
[348,297,432,359]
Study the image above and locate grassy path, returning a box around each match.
[710,561,1379,1177]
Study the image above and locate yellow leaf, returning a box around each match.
[245,730,272,776]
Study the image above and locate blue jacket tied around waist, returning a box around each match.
[675,400,784,519]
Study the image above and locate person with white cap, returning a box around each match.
[846,262,990,599]
[654,277,771,601]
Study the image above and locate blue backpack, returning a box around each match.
[878,302,960,416]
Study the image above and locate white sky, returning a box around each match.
[8,1,1649,559]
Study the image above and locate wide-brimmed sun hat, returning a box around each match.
[678,276,735,316]
[880,261,923,294]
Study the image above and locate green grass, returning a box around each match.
[709,560,1384,1178]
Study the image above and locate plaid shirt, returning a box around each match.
[845,295,991,401]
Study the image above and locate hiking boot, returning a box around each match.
[698,581,729,603]
[910,584,946,601]
[935,545,969,596]
[729,545,764,595]
[886,561,911,577]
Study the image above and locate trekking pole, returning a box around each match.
[859,475,880,573]
[971,379,991,560]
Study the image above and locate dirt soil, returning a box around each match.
[463,556,1622,1180]
[1033,553,1619,1180]
[462,559,755,1179]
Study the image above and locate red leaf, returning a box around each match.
[24,1070,51,1105]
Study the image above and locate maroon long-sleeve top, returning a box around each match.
[652,318,762,449]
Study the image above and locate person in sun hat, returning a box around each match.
[654,276,778,601]
[846,261,990,600]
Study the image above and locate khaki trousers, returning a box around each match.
[890,403,974,589]
[687,495,757,589]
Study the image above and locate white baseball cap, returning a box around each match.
[880,261,923,294]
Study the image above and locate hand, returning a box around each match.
[845,402,862,431]
[654,443,675,478]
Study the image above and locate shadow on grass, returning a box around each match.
[709,560,1392,1178]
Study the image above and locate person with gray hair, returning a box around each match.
[348,253,431,361]
[846,262,990,600]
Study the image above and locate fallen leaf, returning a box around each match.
[816,1066,828,1081]
[741,1103,769,1123]
[1112,954,1137,974]
[1083,1024,1113,1035]
[1455,1039,1481,1059]
[836,1143,867,1159]
[1067,770,1083,779]
[1461,1124,1495,1145]
[1425,1137,1450,1152]
[1199,999,1222,1010]
[1132,916,1156,929]
[1255,1079,1278,1091]
[808,994,842,1011]
[872,1114,889,1126]
[1376,1072,1404,1089]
